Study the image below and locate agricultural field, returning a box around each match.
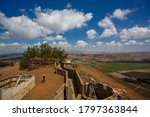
[94,62,150,72]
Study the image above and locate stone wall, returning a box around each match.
[0,75,35,100]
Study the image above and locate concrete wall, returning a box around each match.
[56,66,84,99]
[53,84,65,100]
[95,82,114,99]
[55,66,125,100]
[66,79,75,100]
[74,70,84,95]
[0,75,20,88]
[55,67,69,100]
[0,75,35,100]
[105,94,119,100]
[63,67,75,79]
[56,67,66,77]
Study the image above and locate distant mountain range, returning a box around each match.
[0,53,23,60]
[0,51,150,61]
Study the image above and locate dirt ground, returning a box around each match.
[78,64,149,100]
[0,63,149,100]
[0,63,64,100]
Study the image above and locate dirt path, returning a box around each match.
[0,64,64,100]
[78,64,149,100]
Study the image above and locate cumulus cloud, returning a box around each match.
[106,40,122,47]
[0,12,47,39]
[0,7,93,40]
[145,39,150,43]
[75,40,88,48]
[96,42,103,46]
[50,41,72,49]
[0,42,30,54]
[0,42,6,47]
[112,9,132,20]
[124,40,144,45]
[0,42,26,47]
[44,34,65,41]
[0,31,10,39]
[86,29,97,39]
[35,7,93,33]
[98,17,117,38]
[120,26,150,41]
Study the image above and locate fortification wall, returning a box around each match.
[105,94,119,100]
[55,65,121,100]
[95,82,114,99]
[63,67,75,79]
[56,66,84,99]
[0,75,35,100]
[53,84,65,100]
[66,79,75,100]
[74,70,84,95]
[56,67,66,77]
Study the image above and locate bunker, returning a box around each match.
[0,74,35,100]
[54,62,128,100]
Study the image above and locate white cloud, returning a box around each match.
[0,42,30,54]
[120,26,150,41]
[98,17,117,38]
[58,41,72,48]
[0,42,24,47]
[44,34,65,41]
[0,43,6,47]
[0,7,93,40]
[145,39,150,43]
[75,40,88,48]
[11,42,20,46]
[96,42,103,46]
[106,40,122,47]
[112,9,132,20]
[50,41,71,49]
[86,29,97,39]
[35,7,93,33]
[0,12,46,39]
[34,42,41,46]
[124,40,144,45]
[0,31,10,39]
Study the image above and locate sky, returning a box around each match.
[0,0,150,54]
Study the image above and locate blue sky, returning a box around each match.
[0,0,150,54]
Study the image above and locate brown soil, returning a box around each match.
[78,64,149,100]
[0,63,64,100]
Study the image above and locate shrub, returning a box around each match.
[20,43,67,69]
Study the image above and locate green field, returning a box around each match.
[94,62,150,72]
